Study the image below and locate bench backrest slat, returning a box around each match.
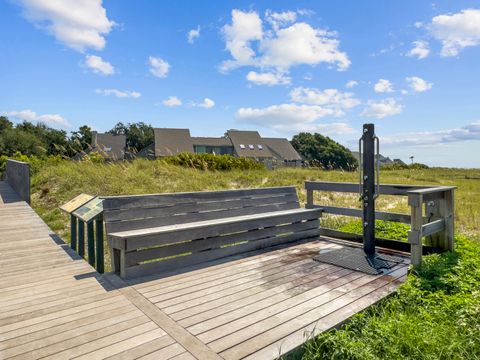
[103,187,299,233]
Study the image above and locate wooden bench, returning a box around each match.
[103,187,323,279]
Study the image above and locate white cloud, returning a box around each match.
[6,109,70,128]
[191,98,215,109]
[198,98,215,109]
[361,98,403,119]
[163,96,182,107]
[17,0,114,52]
[315,122,355,135]
[220,10,263,71]
[406,76,433,93]
[429,8,480,56]
[259,22,350,71]
[345,80,358,88]
[382,121,480,146]
[246,71,291,86]
[220,9,350,74]
[407,40,430,59]
[187,26,200,44]
[289,87,360,115]
[95,89,141,98]
[84,55,114,75]
[148,56,170,78]
[374,79,394,93]
[265,10,297,30]
[235,103,351,133]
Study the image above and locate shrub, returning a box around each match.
[382,162,430,170]
[339,219,410,241]
[291,132,358,171]
[161,152,265,171]
[82,152,106,163]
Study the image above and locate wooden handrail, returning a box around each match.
[305,181,456,266]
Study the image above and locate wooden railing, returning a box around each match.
[305,181,456,266]
[4,160,30,203]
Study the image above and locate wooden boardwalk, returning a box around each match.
[0,181,409,359]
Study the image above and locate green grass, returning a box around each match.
[28,159,480,360]
[297,234,480,360]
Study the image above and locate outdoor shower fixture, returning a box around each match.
[314,123,403,274]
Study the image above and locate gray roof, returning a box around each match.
[263,138,302,161]
[191,137,233,147]
[93,133,126,160]
[153,128,194,156]
[226,130,273,158]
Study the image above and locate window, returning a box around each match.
[248,144,254,150]
[239,144,246,149]
[257,144,263,150]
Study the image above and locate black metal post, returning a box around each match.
[95,219,104,273]
[362,124,376,256]
[78,221,85,257]
[70,214,77,251]
[87,221,95,266]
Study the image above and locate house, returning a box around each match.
[137,128,304,167]
[74,132,127,161]
[263,138,304,167]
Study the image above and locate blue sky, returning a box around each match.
[1,1,479,167]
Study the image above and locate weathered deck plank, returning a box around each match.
[0,181,409,359]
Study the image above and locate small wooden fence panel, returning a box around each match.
[305,181,456,265]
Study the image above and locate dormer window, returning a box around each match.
[257,144,263,150]
[239,144,246,149]
[248,144,254,150]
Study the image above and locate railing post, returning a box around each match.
[444,190,455,251]
[306,188,314,208]
[408,193,423,266]
[78,221,85,257]
[87,221,95,266]
[95,219,104,273]
[70,214,77,251]
[425,200,441,248]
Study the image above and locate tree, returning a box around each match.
[69,125,92,153]
[108,122,154,152]
[0,127,46,156]
[290,132,358,170]
[0,116,13,133]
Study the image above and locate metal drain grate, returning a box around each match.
[313,246,405,275]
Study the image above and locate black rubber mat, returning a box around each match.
[313,246,405,275]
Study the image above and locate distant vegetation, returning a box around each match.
[162,152,265,171]
[1,117,361,171]
[107,121,154,152]
[291,132,358,171]
[382,162,430,170]
[0,115,92,157]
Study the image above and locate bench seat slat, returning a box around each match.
[110,208,322,251]
[125,219,321,267]
[123,228,321,279]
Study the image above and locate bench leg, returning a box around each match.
[111,248,127,278]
